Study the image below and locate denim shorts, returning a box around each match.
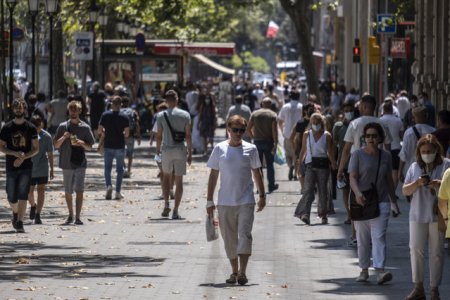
[31,176,49,186]
[6,169,32,203]
[125,137,135,157]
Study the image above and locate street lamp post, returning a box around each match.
[46,0,57,100]
[88,0,98,83]
[28,0,40,93]
[98,8,108,87]
[6,0,17,107]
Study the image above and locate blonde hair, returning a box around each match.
[67,100,82,111]
[226,115,247,128]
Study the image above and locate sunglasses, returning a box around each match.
[230,127,246,134]
[364,134,379,139]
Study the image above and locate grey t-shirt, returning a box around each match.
[156,108,191,150]
[32,130,54,178]
[55,120,95,169]
[348,149,393,203]
[49,98,68,127]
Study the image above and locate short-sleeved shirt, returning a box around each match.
[399,123,435,171]
[438,168,450,237]
[48,98,68,127]
[55,120,95,169]
[32,130,54,178]
[332,120,349,166]
[278,101,303,139]
[0,120,38,172]
[249,109,277,141]
[344,116,392,153]
[156,107,191,150]
[348,149,393,203]
[227,104,252,121]
[405,160,450,223]
[99,110,130,149]
[207,140,261,206]
[380,114,403,150]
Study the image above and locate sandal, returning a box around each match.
[161,207,171,217]
[74,218,84,225]
[237,273,248,286]
[172,212,182,220]
[225,273,237,284]
[64,216,74,225]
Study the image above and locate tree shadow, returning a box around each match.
[316,277,396,299]
[0,250,166,281]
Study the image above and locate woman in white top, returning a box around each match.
[403,134,448,300]
[294,113,336,225]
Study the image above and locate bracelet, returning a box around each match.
[206,201,215,208]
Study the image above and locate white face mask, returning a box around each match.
[421,153,437,164]
[311,124,322,132]
[344,112,354,120]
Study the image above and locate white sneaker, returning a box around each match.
[105,186,113,200]
[115,192,124,200]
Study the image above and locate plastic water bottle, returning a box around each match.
[154,154,161,163]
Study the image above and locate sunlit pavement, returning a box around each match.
[0,129,449,299]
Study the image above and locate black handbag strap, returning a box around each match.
[412,126,421,139]
[374,150,382,185]
[163,112,176,138]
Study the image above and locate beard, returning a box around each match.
[14,112,25,119]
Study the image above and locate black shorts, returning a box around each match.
[30,176,49,186]
[390,149,400,170]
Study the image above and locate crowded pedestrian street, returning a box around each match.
[0,131,449,299]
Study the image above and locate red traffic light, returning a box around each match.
[353,46,361,63]
[353,47,360,56]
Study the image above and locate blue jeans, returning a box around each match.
[6,169,32,203]
[254,140,276,189]
[104,148,125,192]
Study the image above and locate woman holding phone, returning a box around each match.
[402,134,450,300]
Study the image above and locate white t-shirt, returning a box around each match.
[186,90,199,116]
[207,140,261,206]
[399,124,435,172]
[380,114,404,150]
[405,159,450,223]
[396,96,410,120]
[278,100,303,139]
[344,116,393,153]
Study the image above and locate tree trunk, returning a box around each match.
[53,19,66,96]
[279,0,319,96]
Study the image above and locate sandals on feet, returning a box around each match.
[161,207,171,217]
[225,273,237,284]
[237,273,248,285]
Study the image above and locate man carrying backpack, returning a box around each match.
[121,96,141,178]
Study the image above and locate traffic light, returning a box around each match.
[368,36,380,64]
[353,38,361,63]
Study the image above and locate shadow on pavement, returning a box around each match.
[316,277,392,297]
[199,283,259,288]
[0,253,166,281]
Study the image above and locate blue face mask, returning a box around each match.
[344,112,354,120]
[311,124,322,132]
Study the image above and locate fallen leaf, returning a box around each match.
[265,272,272,275]
[281,284,288,288]
[15,258,30,264]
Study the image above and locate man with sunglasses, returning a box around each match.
[206,115,266,286]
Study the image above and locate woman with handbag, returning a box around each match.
[403,134,449,300]
[294,113,336,225]
[348,122,399,284]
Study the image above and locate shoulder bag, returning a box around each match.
[349,150,381,221]
[308,131,329,169]
[163,112,186,143]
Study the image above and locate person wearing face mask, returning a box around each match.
[291,103,315,191]
[294,113,336,225]
[332,100,356,226]
[403,134,449,300]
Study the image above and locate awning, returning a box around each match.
[192,54,235,75]
[154,42,235,57]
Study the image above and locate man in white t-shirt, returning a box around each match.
[398,107,435,182]
[278,90,303,180]
[206,115,265,286]
[380,102,404,190]
[338,94,392,179]
[395,91,410,120]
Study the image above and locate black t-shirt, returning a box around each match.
[99,111,130,149]
[432,128,450,152]
[0,120,38,172]
[88,91,107,116]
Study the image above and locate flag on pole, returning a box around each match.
[266,21,279,39]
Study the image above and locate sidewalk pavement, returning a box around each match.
[0,133,449,300]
